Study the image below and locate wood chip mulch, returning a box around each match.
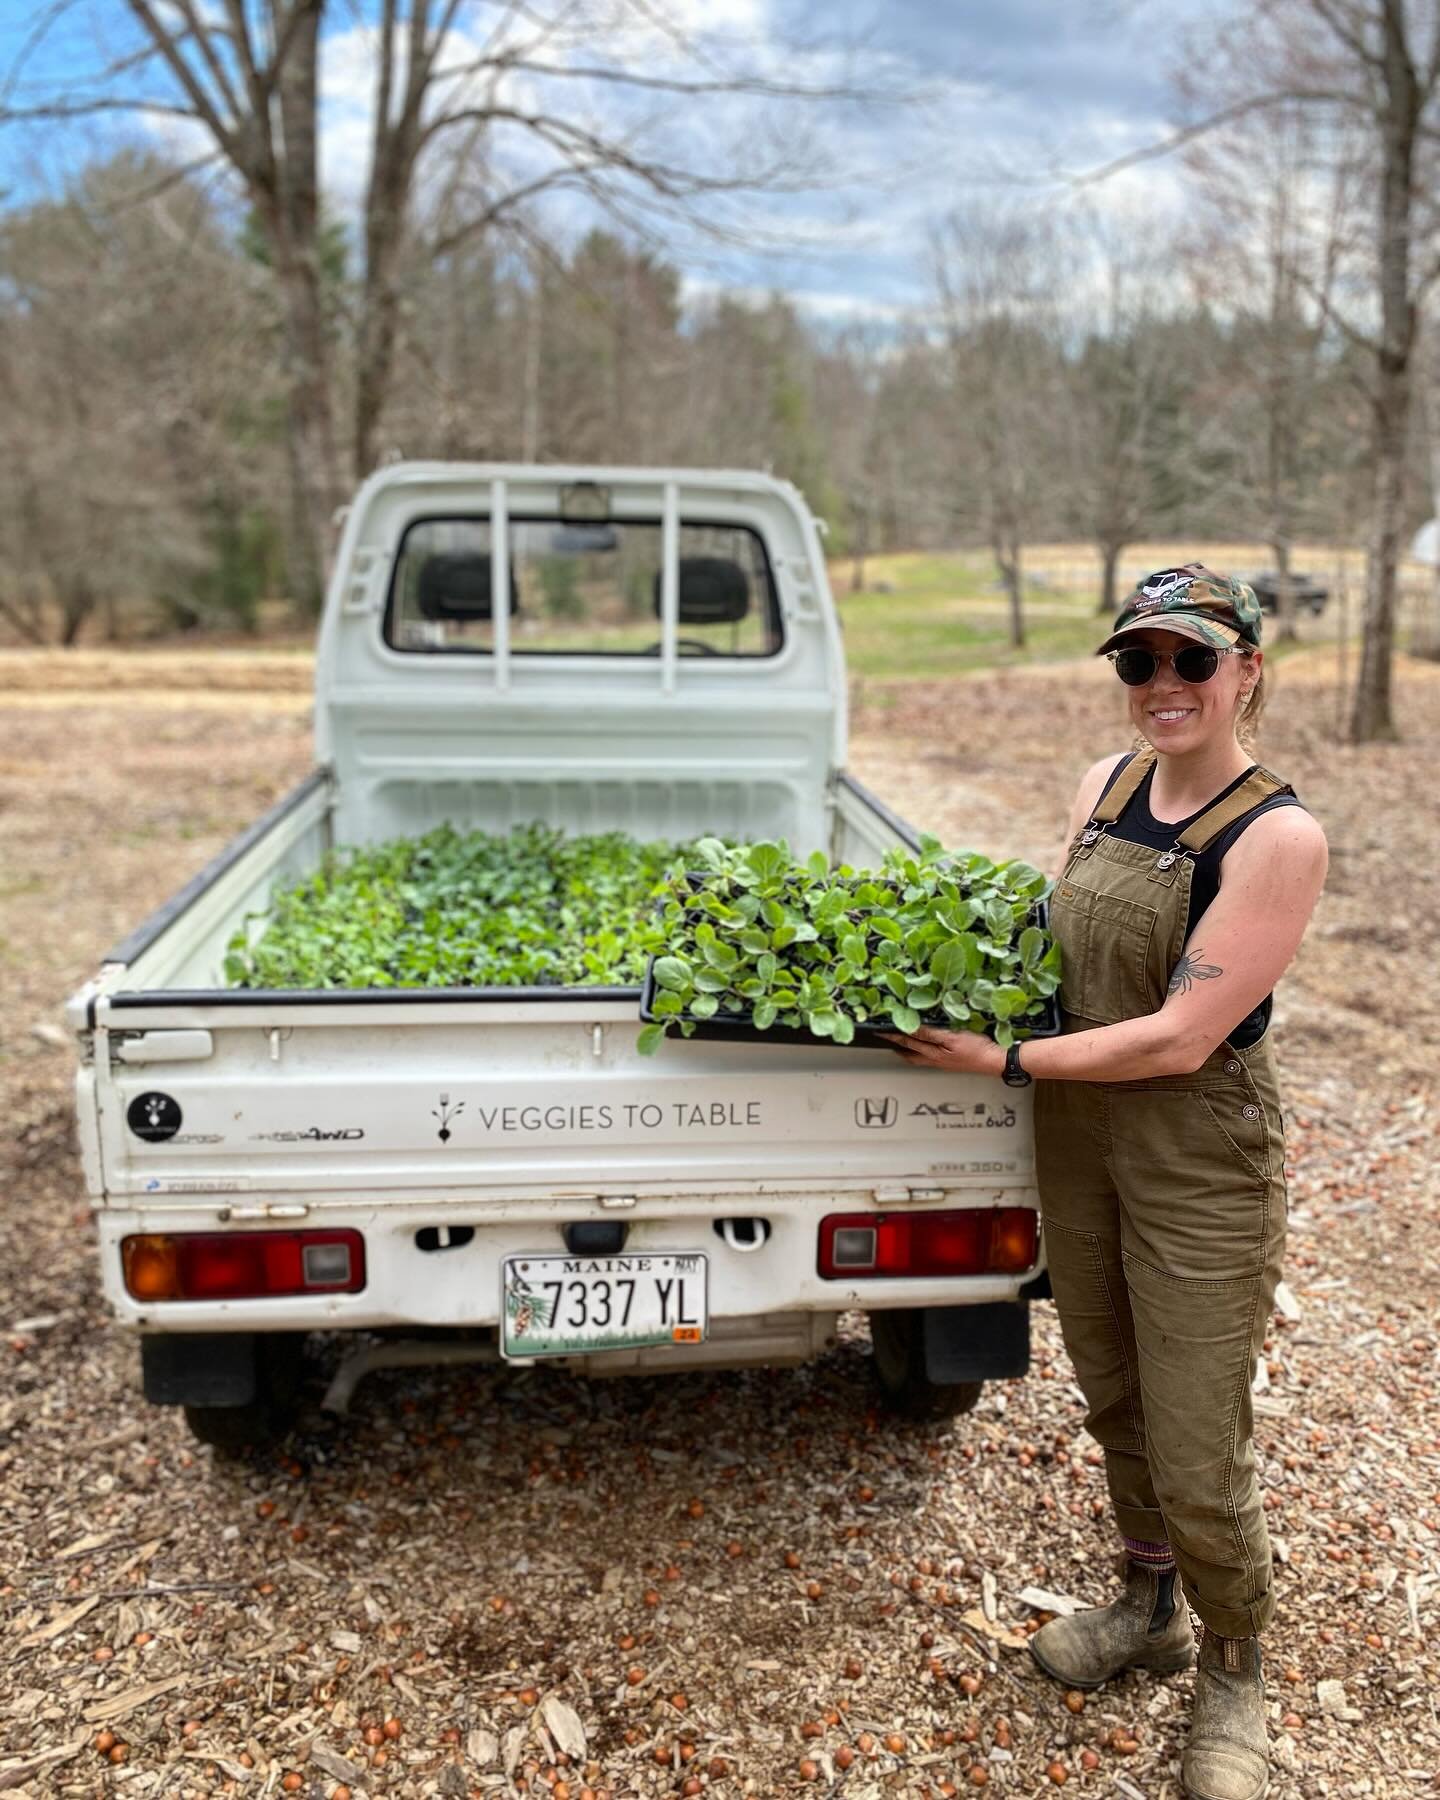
[0,650,1435,1798]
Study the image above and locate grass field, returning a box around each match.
[829,542,1431,683]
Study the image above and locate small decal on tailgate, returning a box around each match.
[127,1092,182,1142]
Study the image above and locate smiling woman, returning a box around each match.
[887,563,1328,1800]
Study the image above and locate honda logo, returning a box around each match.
[854,1096,898,1129]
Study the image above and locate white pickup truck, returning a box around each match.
[68,463,1048,1450]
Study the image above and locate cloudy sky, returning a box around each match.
[0,0,1225,321]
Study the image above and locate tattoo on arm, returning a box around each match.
[1168,948,1224,995]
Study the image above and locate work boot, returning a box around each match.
[1030,1561,1194,1690]
[1182,1629,1269,1800]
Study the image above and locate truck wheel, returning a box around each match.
[178,1336,305,1455]
[867,1309,983,1421]
[182,1400,283,1455]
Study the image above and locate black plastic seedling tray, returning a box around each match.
[638,898,1061,1050]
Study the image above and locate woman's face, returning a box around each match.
[1118,627,1260,752]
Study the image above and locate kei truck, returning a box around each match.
[67,463,1050,1449]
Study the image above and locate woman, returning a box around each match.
[885,565,1327,1800]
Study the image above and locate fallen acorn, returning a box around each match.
[835,1744,855,1769]
[1063,1690,1085,1714]
[884,1732,906,1755]
[626,1666,646,1686]
[798,1758,820,1781]
[1047,1762,1068,1785]
[800,1720,823,1739]
[968,1766,989,1787]
[844,1655,864,1679]
[94,1731,116,1757]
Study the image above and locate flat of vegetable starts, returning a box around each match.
[501,1252,709,1358]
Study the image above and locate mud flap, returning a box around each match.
[922,1302,1031,1383]
[141,1334,260,1406]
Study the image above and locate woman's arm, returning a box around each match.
[887,806,1329,1082]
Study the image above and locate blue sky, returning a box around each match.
[0,0,1223,321]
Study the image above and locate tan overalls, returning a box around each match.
[1034,750,1290,1638]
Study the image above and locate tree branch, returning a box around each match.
[1075,86,1372,186]
[427,52,882,105]
[123,0,239,159]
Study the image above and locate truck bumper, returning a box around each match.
[96,1189,1045,1349]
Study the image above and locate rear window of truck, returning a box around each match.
[384,517,785,658]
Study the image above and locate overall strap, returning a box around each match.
[1092,748,1157,824]
[1176,766,1293,852]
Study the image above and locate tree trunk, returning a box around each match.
[58,576,94,647]
[1350,1,1418,742]
[995,535,1025,649]
[354,167,409,475]
[271,0,342,614]
[1271,539,1299,644]
[1350,359,1408,740]
[1414,325,1440,660]
[1096,540,1124,615]
[850,505,869,593]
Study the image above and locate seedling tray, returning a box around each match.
[639,899,1061,1050]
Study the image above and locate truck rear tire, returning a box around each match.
[139,1333,305,1454]
[867,1308,983,1421]
[182,1399,287,1455]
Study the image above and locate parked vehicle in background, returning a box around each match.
[68,463,1049,1451]
[1245,570,1329,615]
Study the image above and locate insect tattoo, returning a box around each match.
[1168,948,1224,995]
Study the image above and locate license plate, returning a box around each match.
[501,1252,708,1358]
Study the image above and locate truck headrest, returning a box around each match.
[416,553,520,620]
[652,556,751,625]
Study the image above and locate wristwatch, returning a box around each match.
[1002,1042,1033,1088]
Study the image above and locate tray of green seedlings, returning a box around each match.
[637,835,1060,1053]
[223,821,705,990]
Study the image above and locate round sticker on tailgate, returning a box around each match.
[128,1092,182,1142]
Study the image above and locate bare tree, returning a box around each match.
[0,153,281,645]
[934,209,1065,650]
[2,1,888,605]
[1092,0,1440,740]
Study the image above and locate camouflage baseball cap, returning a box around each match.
[1096,563,1263,655]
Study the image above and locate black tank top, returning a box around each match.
[1095,754,1304,1049]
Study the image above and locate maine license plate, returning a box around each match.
[501,1252,708,1358]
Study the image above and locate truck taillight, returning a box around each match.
[816,1209,1036,1279]
[121,1230,365,1301]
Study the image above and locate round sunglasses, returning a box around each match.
[1108,643,1249,686]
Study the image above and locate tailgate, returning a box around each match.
[90,997,1031,1202]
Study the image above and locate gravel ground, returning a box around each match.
[1,651,1436,1799]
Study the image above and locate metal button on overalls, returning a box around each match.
[1033,750,1289,1641]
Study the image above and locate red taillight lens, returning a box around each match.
[121,1230,365,1301]
[817,1209,1036,1279]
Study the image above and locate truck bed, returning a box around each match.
[72,770,1036,1334]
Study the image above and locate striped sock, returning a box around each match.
[1123,1536,1177,1571]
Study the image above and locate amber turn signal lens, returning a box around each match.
[988,1209,1039,1274]
[122,1234,182,1301]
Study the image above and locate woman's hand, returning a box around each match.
[877,1026,1006,1077]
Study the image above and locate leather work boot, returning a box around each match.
[1030,1562,1195,1690]
[1182,1629,1269,1800]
